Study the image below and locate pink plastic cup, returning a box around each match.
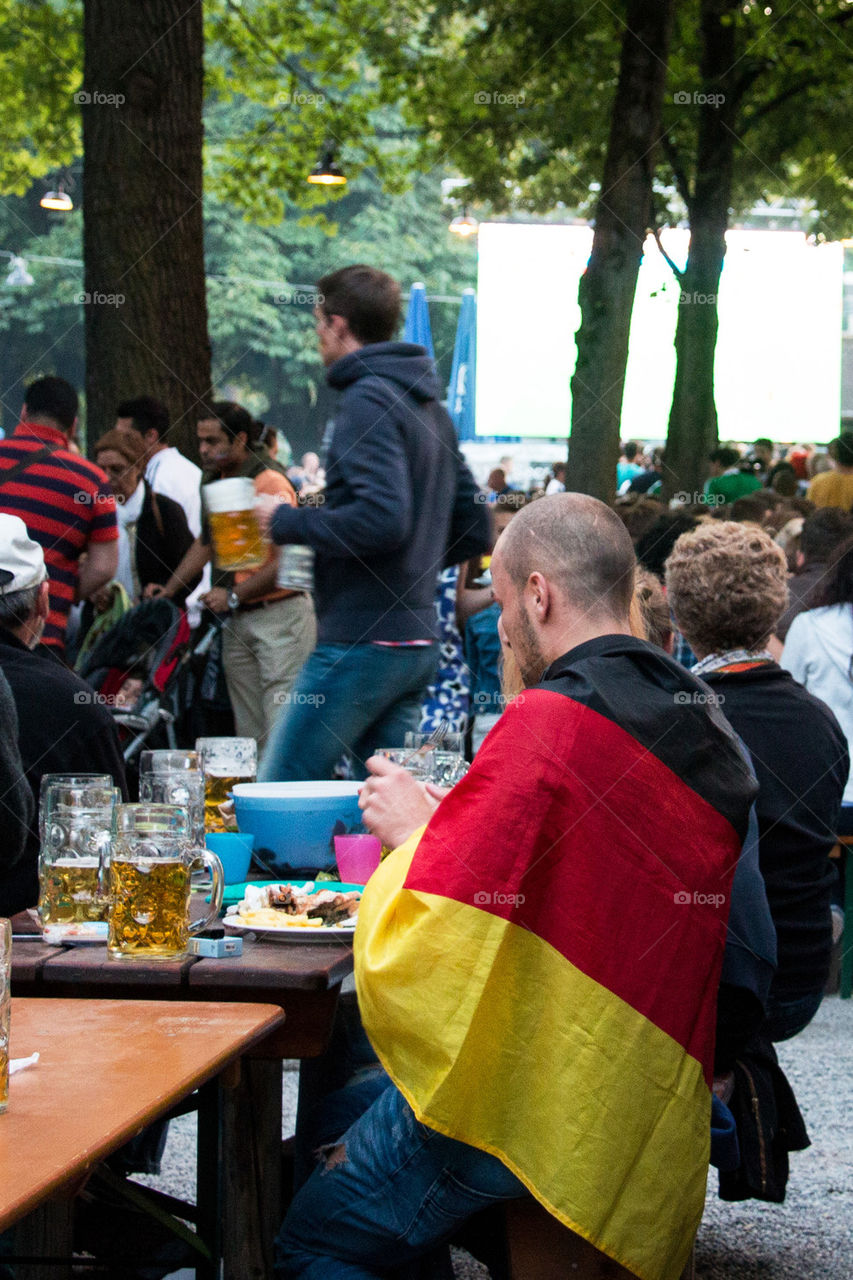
[334,834,382,884]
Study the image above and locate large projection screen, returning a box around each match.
[475,222,843,441]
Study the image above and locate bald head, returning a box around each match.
[497,494,636,624]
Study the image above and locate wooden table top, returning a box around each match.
[12,935,353,991]
[10,926,354,1059]
[0,998,284,1233]
[10,916,353,996]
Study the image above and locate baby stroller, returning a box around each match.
[77,598,194,769]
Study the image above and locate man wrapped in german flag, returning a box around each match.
[277,494,758,1280]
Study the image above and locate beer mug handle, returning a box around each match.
[188,850,224,935]
[96,829,112,903]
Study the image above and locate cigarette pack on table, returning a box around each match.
[187,935,243,958]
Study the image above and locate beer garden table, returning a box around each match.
[10,926,355,1059]
[2,997,284,1279]
[10,919,357,1278]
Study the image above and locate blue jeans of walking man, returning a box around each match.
[259,642,439,782]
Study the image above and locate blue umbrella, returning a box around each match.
[447,288,476,441]
[403,281,434,357]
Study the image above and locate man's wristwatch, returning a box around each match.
[227,589,240,613]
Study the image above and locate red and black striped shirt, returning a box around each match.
[0,423,118,650]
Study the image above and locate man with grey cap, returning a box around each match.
[0,515,126,916]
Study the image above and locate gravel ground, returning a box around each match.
[146,996,852,1279]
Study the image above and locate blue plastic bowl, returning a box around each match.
[231,781,363,874]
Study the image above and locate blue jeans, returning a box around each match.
[259,643,439,782]
[276,1082,524,1278]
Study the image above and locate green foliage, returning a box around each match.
[0,162,476,430]
[205,166,477,406]
[0,0,81,192]
[659,0,853,233]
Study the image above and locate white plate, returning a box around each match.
[224,881,360,941]
[224,917,356,942]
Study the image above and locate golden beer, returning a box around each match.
[208,509,266,572]
[204,772,254,832]
[38,858,108,925]
[108,859,192,959]
[0,1001,8,1114]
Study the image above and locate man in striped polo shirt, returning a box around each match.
[0,377,118,654]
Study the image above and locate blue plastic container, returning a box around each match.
[205,831,255,884]
[231,781,363,874]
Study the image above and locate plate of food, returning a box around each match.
[224,881,362,940]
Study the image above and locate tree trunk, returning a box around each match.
[567,0,674,501]
[663,0,739,502]
[81,0,210,456]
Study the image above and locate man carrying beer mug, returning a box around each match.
[255,265,489,782]
[148,402,316,743]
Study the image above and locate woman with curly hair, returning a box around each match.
[667,521,848,1042]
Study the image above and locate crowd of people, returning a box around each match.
[0,263,851,1277]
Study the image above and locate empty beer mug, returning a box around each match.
[38,781,118,940]
[108,805,224,961]
[203,476,266,572]
[38,772,112,845]
[276,544,314,593]
[139,751,205,845]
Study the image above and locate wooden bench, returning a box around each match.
[505,1199,695,1279]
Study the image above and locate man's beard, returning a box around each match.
[513,601,546,688]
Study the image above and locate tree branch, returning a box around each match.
[223,0,330,101]
[661,133,692,211]
[652,222,685,283]
[741,75,824,130]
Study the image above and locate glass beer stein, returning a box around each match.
[38,772,113,846]
[203,476,266,572]
[108,805,224,961]
[139,750,205,846]
[196,737,257,833]
[0,918,10,1114]
[38,781,118,941]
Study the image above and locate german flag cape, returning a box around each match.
[356,636,757,1280]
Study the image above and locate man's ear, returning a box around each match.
[329,313,353,343]
[37,580,50,618]
[527,571,550,620]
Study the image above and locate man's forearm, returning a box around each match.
[77,547,118,600]
[161,538,211,598]
[232,559,278,604]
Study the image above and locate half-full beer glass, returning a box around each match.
[196,737,257,833]
[203,477,266,572]
[38,781,117,939]
[108,805,223,960]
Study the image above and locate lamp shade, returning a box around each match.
[307,152,346,185]
[40,190,73,212]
